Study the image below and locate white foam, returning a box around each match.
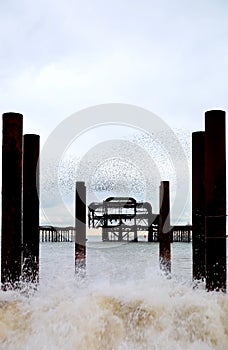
[0,241,227,349]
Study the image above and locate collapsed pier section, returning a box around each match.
[88,197,159,242]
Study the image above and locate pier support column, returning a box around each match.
[159,181,171,273]
[205,110,226,292]
[75,181,86,272]
[22,134,40,283]
[133,217,138,242]
[118,223,123,241]
[1,112,23,289]
[192,132,205,281]
[102,228,109,241]
[102,212,109,241]
[147,209,154,242]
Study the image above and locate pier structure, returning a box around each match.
[88,196,192,243]
[39,226,75,242]
[88,197,158,242]
[1,108,226,293]
[39,223,192,243]
[172,225,191,242]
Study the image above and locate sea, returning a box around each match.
[0,236,228,350]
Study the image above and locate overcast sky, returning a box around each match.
[1,0,228,139]
[1,0,228,225]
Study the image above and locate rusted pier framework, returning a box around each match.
[88,197,158,242]
[39,226,75,242]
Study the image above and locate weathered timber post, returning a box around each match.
[192,131,206,281]
[205,110,226,292]
[22,134,40,283]
[1,112,23,289]
[159,181,171,273]
[75,181,86,272]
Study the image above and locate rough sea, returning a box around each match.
[0,236,228,350]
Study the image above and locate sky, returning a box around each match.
[0,0,228,225]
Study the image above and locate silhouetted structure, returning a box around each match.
[22,134,40,283]
[1,113,23,289]
[88,197,158,242]
[3,108,226,292]
[192,131,205,281]
[171,225,192,242]
[159,181,171,273]
[75,181,86,271]
[39,226,75,242]
[205,110,226,292]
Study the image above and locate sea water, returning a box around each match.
[0,237,228,350]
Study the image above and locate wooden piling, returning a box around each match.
[22,134,40,283]
[205,110,226,292]
[1,112,23,289]
[75,181,86,271]
[159,181,171,273]
[192,131,206,281]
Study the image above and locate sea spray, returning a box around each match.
[0,269,227,349]
[0,240,227,349]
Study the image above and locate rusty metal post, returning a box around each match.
[159,181,171,273]
[75,181,86,272]
[22,134,40,283]
[192,131,205,281]
[205,110,226,292]
[1,112,23,289]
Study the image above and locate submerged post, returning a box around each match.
[22,134,40,283]
[75,181,86,272]
[192,131,205,281]
[159,181,171,273]
[1,112,23,289]
[205,110,226,292]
